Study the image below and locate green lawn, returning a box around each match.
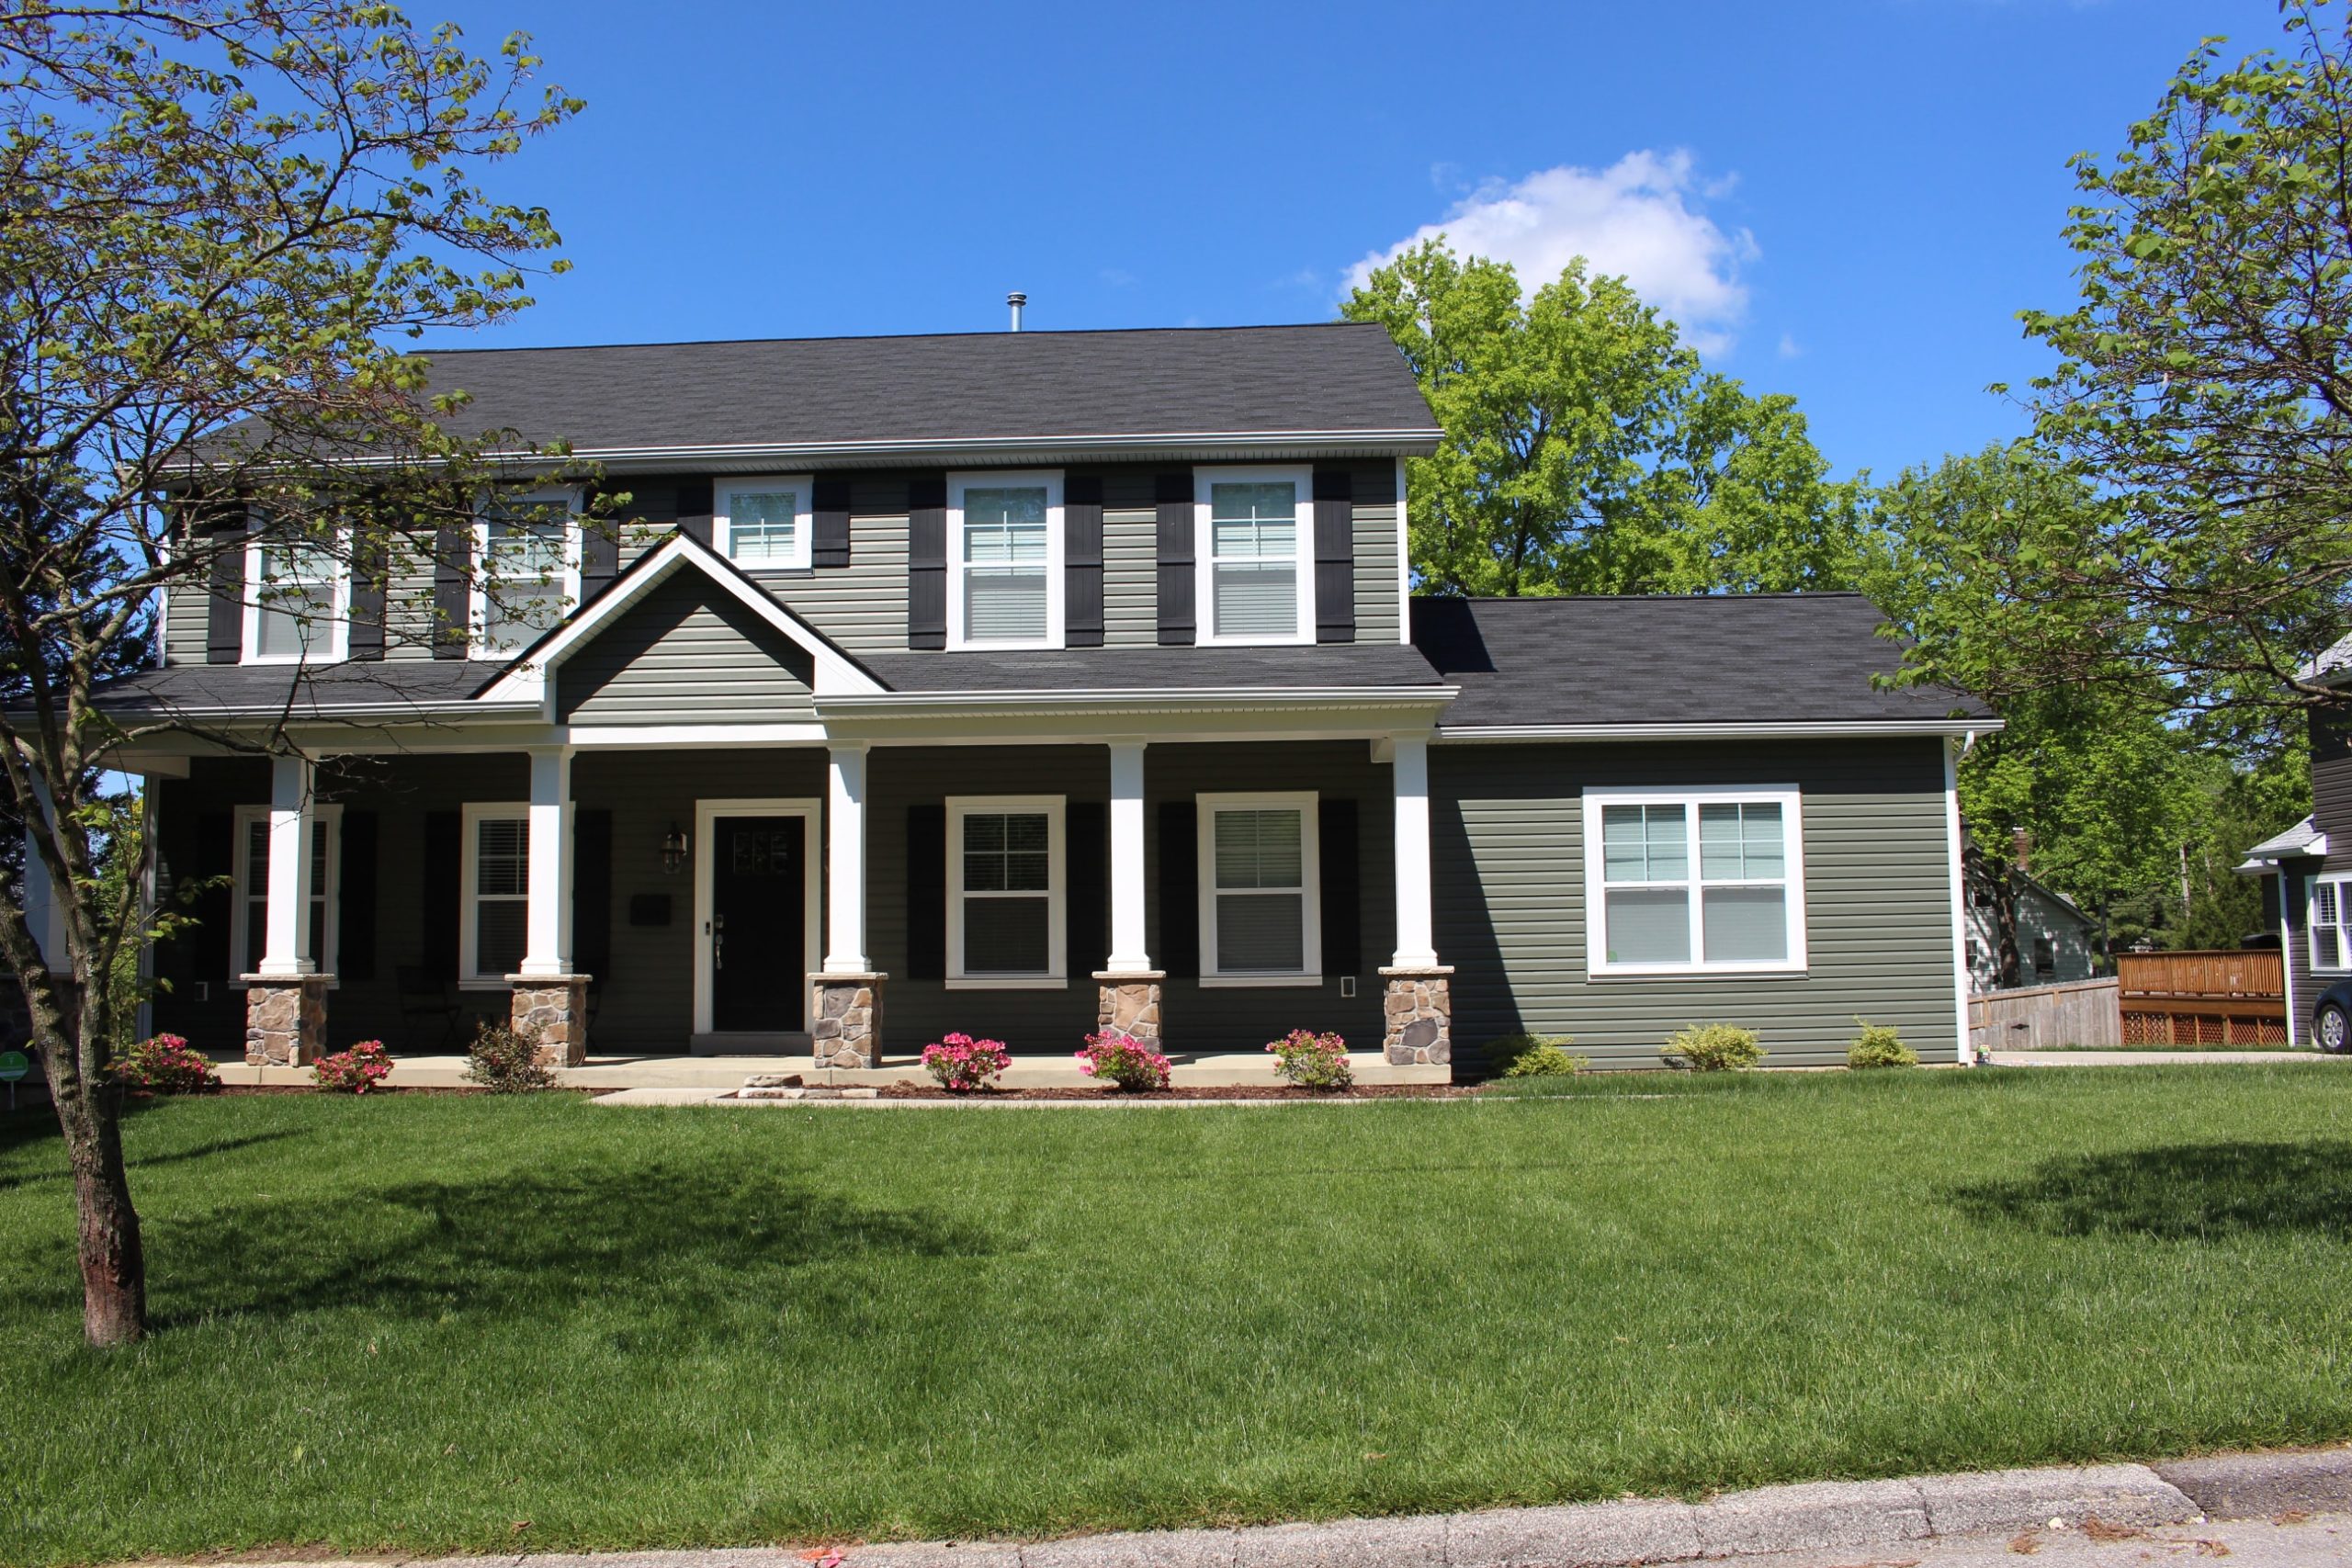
[8,1068,2352,1565]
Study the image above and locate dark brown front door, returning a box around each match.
[711,816,805,1032]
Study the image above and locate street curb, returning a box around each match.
[146,1450,2352,1568]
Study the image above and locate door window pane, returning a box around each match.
[1209,481,1298,638]
[726,491,798,563]
[961,486,1049,642]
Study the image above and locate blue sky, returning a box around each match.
[420,0,2268,482]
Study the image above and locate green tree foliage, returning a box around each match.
[2007,0,2352,720]
[0,0,582,1347]
[1341,240,1869,596]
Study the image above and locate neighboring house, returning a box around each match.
[2235,626,2352,1048]
[1962,857,2098,994]
[57,322,1994,1077]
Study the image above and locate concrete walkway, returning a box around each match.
[1989,1048,2337,1066]
[137,1447,2352,1568]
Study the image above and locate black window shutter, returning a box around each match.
[674,476,716,549]
[580,499,619,601]
[338,811,379,982]
[190,810,234,979]
[1313,467,1356,644]
[1065,474,1105,648]
[676,514,714,549]
[206,523,247,664]
[1318,798,1361,978]
[1157,799,1198,977]
[423,809,461,978]
[1067,800,1109,975]
[346,534,387,661]
[908,474,948,650]
[813,476,852,569]
[906,803,946,978]
[431,525,469,660]
[574,807,613,979]
[1155,470,1194,646]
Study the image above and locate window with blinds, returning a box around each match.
[2314,879,2349,971]
[464,808,530,982]
[1589,790,1805,973]
[1200,795,1319,979]
[476,493,572,654]
[718,477,810,568]
[959,484,1050,644]
[948,797,1065,984]
[249,538,343,661]
[1195,468,1311,645]
[231,807,338,979]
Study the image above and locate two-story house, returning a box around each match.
[81,322,1990,1076]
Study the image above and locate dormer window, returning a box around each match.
[473,488,579,657]
[1196,466,1314,646]
[243,533,348,663]
[716,476,812,570]
[948,470,1062,649]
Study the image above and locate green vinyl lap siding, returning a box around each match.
[557,570,816,726]
[1432,738,1960,1074]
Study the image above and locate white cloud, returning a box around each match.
[1778,332,1802,359]
[1346,151,1757,355]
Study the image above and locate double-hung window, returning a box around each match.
[1197,792,1321,984]
[1584,786,1807,975]
[948,471,1062,649]
[716,476,813,570]
[946,795,1066,987]
[2313,877,2352,971]
[230,804,341,981]
[1195,467,1313,645]
[243,533,348,662]
[473,489,578,656]
[461,803,529,986]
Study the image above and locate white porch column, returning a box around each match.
[256,753,317,976]
[823,742,870,974]
[1106,739,1150,971]
[1390,734,1438,968]
[22,773,71,974]
[517,746,574,977]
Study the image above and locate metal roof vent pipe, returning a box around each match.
[1007,291,1026,332]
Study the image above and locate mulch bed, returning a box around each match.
[873,1080,1475,1100]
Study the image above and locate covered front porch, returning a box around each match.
[124,726,1459,1077]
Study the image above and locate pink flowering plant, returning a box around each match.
[1076,1030,1172,1092]
[1266,1029,1352,1091]
[312,1040,393,1094]
[113,1034,220,1097]
[921,1032,1012,1093]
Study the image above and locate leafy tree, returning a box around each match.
[0,0,584,1347]
[2007,0,2352,720]
[1342,240,1868,596]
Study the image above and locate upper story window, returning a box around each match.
[473,489,579,658]
[243,533,348,663]
[948,470,1062,649]
[1195,466,1313,646]
[716,475,812,570]
[1584,785,1808,976]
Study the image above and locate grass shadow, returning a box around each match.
[0,1108,310,1193]
[1951,1139,2352,1240]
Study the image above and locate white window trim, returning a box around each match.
[470,487,582,660]
[1194,464,1317,648]
[1197,790,1322,987]
[228,803,343,986]
[2311,873,2352,973]
[947,469,1064,651]
[459,801,529,988]
[945,795,1068,989]
[240,528,351,664]
[714,474,815,572]
[1582,784,1808,977]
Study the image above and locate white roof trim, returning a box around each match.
[476,531,884,704]
[815,684,1459,716]
[1435,719,2001,741]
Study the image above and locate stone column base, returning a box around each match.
[811,972,886,1068]
[242,974,332,1066]
[1093,971,1166,1044]
[1380,965,1454,1066]
[507,974,592,1067]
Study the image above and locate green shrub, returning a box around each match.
[1847,1020,1919,1069]
[464,1022,556,1093]
[1494,1033,1589,1078]
[1661,1023,1766,1072]
[1266,1029,1353,1090]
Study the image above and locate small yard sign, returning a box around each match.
[0,1050,26,1111]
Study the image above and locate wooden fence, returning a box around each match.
[2115,949,2290,1046]
[1970,976,2123,1055]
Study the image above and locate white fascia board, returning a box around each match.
[815,684,1460,716]
[1435,719,2002,741]
[559,722,830,748]
[476,531,883,704]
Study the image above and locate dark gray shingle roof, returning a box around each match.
[87,660,499,718]
[857,644,1443,694]
[1411,593,1992,728]
[370,323,1437,455]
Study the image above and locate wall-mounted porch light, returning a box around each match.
[662,823,689,876]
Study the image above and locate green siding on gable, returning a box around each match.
[557,571,816,726]
[1433,738,1961,1073]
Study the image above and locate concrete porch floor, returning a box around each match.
[213,1050,1451,1092]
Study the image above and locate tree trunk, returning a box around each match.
[71,1129,146,1347]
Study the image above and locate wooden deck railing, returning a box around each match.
[2115,949,2289,1045]
[2116,949,2285,1000]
